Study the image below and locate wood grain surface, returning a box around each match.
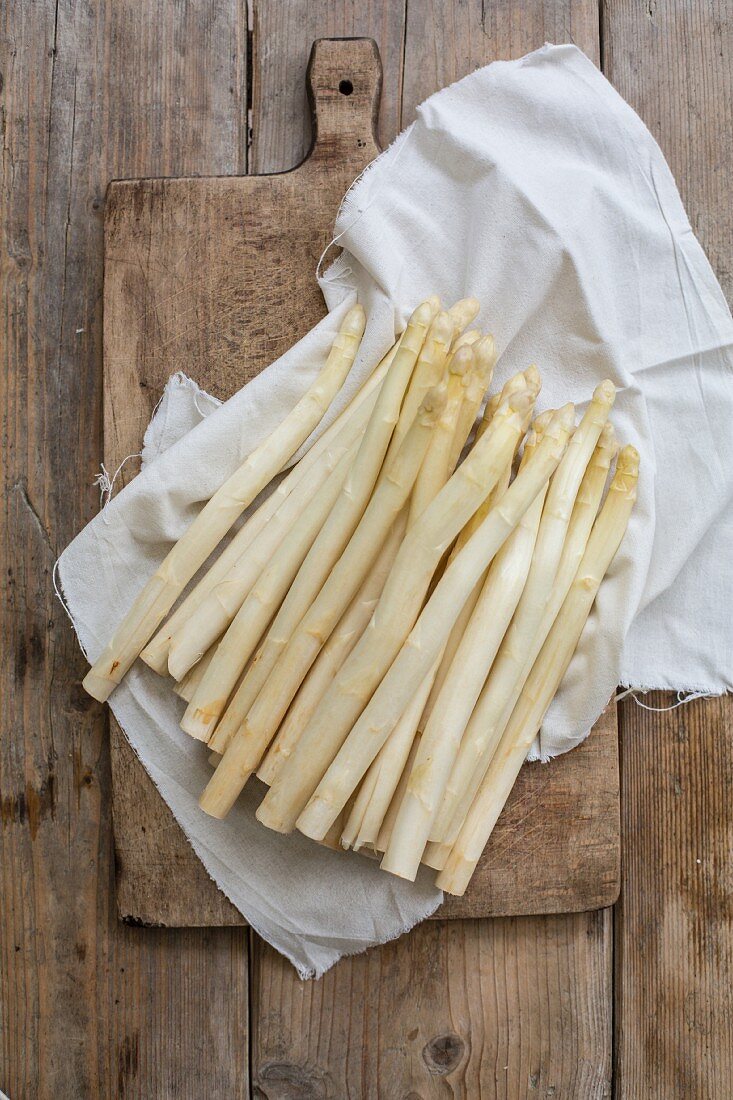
[2,0,731,1097]
[1,2,251,1098]
[252,909,613,1098]
[105,34,620,928]
[604,2,733,1095]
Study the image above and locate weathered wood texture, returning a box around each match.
[250,1,407,172]
[3,0,731,1096]
[106,33,619,928]
[0,2,250,1098]
[615,695,733,1099]
[252,910,613,1098]
[605,4,733,1095]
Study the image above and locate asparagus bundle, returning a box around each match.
[429,387,616,849]
[436,446,639,895]
[341,371,532,852]
[380,423,551,879]
[83,306,367,702]
[249,387,540,831]
[295,404,574,843]
[191,302,451,748]
[82,289,637,900]
[141,342,395,676]
[197,383,446,780]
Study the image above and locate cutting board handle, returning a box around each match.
[306,38,382,164]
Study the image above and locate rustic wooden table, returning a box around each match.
[2,3,731,1098]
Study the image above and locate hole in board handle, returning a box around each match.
[339,79,354,96]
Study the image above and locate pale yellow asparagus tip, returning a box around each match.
[451,329,481,351]
[524,364,541,395]
[473,335,497,381]
[615,443,640,486]
[532,408,555,433]
[343,304,367,336]
[448,344,474,377]
[483,368,534,427]
[447,297,481,331]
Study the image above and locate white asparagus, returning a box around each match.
[251,388,540,832]
[83,305,366,702]
[201,385,445,791]
[451,328,481,351]
[341,457,512,851]
[166,414,369,681]
[341,352,508,846]
[418,458,512,730]
[447,297,481,333]
[417,369,535,729]
[341,659,438,851]
[294,405,573,844]
[447,335,497,470]
[199,300,442,752]
[257,513,407,785]
[180,440,357,740]
[432,386,617,847]
[523,420,618,760]
[375,734,422,854]
[174,645,216,703]
[380,431,548,879]
[434,421,618,845]
[421,839,451,871]
[141,342,394,675]
[436,444,639,895]
[382,309,457,466]
[416,425,614,874]
[408,346,474,524]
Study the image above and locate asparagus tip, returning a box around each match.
[594,378,616,405]
[448,344,474,377]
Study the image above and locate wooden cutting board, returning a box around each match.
[103,38,620,926]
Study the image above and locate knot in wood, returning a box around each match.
[422,1031,465,1074]
[254,1061,327,1099]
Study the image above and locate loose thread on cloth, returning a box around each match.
[93,453,143,515]
[614,687,718,712]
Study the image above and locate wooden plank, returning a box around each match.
[604,3,733,1094]
[252,910,613,1097]
[615,696,733,1098]
[250,6,611,1099]
[0,2,251,1097]
[401,0,600,122]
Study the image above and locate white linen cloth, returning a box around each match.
[58,43,733,975]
